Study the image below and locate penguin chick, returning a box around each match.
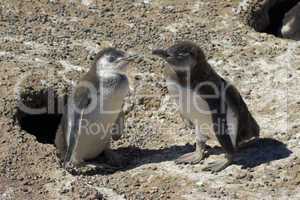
[153,41,260,172]
[281,2,300,40]
[55,48,137,168]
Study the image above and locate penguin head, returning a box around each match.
[94,48,137,74]
[152,41,206,72]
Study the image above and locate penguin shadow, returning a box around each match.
[78,138,291,176]
[231,138,292,169]
[118,138,292,170]
[79,144,195,176]
[203,138,292,168]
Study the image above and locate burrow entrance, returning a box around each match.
[248,0,300,40]
[15,89,66,144]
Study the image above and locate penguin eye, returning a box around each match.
[109,56,117,62]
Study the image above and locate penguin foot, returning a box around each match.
[175,151,205,165]
[202,159,232,173]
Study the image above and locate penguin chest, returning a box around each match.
[166,80,216,137]
[75,121,111,161]
[74,88,127,161]
[73,112,119,161]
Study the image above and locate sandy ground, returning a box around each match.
[0,0,300,199]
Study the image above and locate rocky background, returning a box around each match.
[0,0,300,199]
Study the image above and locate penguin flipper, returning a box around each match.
[224,82,260,146]
[111,111,125,141]
[211,80,256,155]
[63,86,92,167]
[63,109,84,167]
[55,118,67,160]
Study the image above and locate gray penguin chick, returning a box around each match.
[55,48,137,168]
[153,41,260,172]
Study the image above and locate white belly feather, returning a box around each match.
[167,79,238,147]
[166,79,216,139]
[72,84,129,161]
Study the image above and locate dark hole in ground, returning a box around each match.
[17,110,62,144]
[249,0,300,40]
[15,90,65,144]
[265,0,299,37]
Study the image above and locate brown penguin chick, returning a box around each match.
[153,41,260,172]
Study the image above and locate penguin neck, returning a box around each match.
[167,61,214,89]
[90,64,119,79]
[92,57,122,79]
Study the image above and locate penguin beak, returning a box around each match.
[119,54,139,62]
[152,49,170,59]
